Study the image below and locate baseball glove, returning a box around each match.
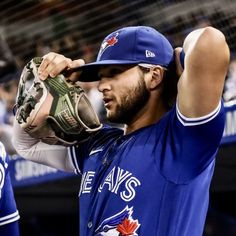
[15,57,102,146]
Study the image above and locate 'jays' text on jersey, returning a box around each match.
[0,142,20,236]
[69,101,225,236]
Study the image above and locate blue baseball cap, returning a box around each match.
[77,26,174,82]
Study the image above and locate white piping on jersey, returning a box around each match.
[176,101,221,126]
[89,148,103,156]
[0,142,6,163]
[69,147,81,175]
[0,210,20,226]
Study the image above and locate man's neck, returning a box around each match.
[124,100,168,135]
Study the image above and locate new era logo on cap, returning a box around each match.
[145,50,155,58]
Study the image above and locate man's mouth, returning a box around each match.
[103,97,113,108]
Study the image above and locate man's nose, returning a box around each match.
[98,77,111,92]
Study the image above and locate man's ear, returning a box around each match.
[149,67,164,90]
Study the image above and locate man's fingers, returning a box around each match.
[70,59,85,68]
[38,52,57,74]
[38,52,60,80]
[174,47,184,77]
[37,52,85,81]
[46,58,72,77]
[38,52,72,80]
[65,59,86,82]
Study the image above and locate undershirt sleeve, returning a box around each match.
[12,120,75,173]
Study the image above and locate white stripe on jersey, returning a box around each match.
[69,147,81,175]
[0,210,20,226]
[176,101,221,126]
[0,142,6,163]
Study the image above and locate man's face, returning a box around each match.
[98,65,150,124]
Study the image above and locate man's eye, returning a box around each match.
[98,67,128,78]
[97,73,102,79]
[110,68,123,76]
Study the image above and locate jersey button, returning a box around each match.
[88,221,93,228]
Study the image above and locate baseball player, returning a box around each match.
[13,26,229,235]
[0,141,20,236]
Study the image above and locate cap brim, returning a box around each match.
[73,60,139,82]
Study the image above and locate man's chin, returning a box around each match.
[107,113,120,124]
[107,114,128,124]
[107,116,118,123]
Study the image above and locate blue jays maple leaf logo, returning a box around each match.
[95,206,140,236]
[97,32,119,60]
[117,218,139,236]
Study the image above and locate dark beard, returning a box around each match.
[108,78,150,124]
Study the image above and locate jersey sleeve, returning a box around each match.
[159,100,225,183]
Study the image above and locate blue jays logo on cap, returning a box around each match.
[98,32,119,60]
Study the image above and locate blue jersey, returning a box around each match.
[69,102,225,236]
[0,142,20,236]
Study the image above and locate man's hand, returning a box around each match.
[174,47,184,77]
[38,52,85,81]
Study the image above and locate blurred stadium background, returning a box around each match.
[1,0,236,235]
